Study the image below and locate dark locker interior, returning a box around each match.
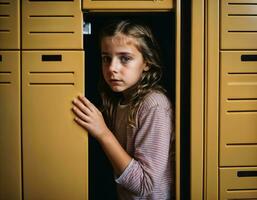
[83,10,190,199]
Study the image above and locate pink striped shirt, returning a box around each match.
[114,91,175,200]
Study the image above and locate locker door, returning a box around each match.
[22,51,87,200]
[220,167,257,199]
[0,51,21,199]
[82,0,173,10]
[220,51,257,166]
[22,0,82,49]
[221,0,257,49]
[0,0,20,49]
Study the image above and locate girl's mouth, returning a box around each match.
[109,79,122,85]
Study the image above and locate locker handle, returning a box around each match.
[241,55,257,62]
[237,171,257,177]
[0,55,2,62]
[42,55,62,62]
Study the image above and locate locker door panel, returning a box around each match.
[22,0,82,49]
[0,51,21,199]
[221,0,257,49]
[220,51,257,166]
[22,51,87,200]
[0,0,20,49]
[83,0,173,10]
[220,167,257,199]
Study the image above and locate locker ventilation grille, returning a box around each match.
[0,2,10,5]
[0,71,11,85]
[28,71,75,86]
[227,188,257,192]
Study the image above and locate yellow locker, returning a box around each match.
[220,167,257,199]
[0,0,20,49]
[22,51,87,200]
[0,51,21,199]
[83,0,173,10]
[22,0,82,49]
[220,51,257,166]
[221,0,257,49]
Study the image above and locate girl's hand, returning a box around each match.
[72,95,109,141]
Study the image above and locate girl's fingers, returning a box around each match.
[74,116,89,129]
[78,96,95,112]
[72,106,90,123]
[73,98,91,116]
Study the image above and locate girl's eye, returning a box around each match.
[101,56,111,64]
[120,56,132,64]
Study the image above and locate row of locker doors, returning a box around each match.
[220,1,257,199]
[0,0,82,50]
[0,51,88,200]
[0,0,174,50]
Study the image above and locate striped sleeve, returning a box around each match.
[115,98,172,197]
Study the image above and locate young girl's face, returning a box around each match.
[101,34,149,96]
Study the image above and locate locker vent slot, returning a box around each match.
[228,98,257,101]
[241,55,257,61]
[0,71,11,74]
[0,71,11,85]
[227,143,257,146]
[0,30,10,33]
[227,110,257,113]
[29,71,73,73]
[29,71,75,85]
[30,31,74,34]
[228,14,257,16]
[228,72,257,75]
[0,55,2,61]
[228,30,257,33]
[29,83,74,85]
[237,171,257,177]
[227,188,257,192]
[0,82,11,84]
[42,55,62,62]
[0,2,10,5]
[30,15,74,18]
[228,2,257,5]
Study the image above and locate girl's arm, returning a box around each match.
[72,95,132,176]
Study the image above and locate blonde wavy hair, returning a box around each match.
[98,20,165,129]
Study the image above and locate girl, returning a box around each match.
[72,20,175,200]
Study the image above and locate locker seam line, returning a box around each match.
[20,0,24,199]
[202,0,206,199]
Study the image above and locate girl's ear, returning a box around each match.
[143,63,150,72]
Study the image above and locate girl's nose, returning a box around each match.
[108,58,119,73]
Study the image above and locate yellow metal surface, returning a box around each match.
[0,51,21,199]
[220,167,257,199]
[220,51,257,166]
[191,0,205,199]
[0,0,20,49]
[22,0,82,49]
[205,0,219,199]
[83,0,173,10]
[221,0,257,49]
[22,51,87,200]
